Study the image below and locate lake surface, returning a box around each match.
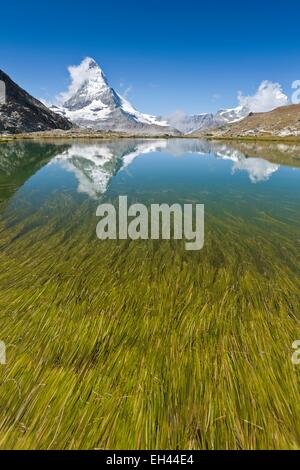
[0,138,299,449]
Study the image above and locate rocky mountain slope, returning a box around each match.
[195,104,300,139]
[0,70,72,134]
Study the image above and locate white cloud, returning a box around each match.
[123,85,133,98]
[163,110,202,133]
[165,109,187,128]
[238,80,289,113]
[212,93,221,101]
[56,57,101,104]
[231,157,279,183]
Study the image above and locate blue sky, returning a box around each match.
[1,0,300,115]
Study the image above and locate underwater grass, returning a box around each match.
[0,185,299,449]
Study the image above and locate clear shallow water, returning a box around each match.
[0,139,300,449]
[1,138,300,220]
[1,138,300,270]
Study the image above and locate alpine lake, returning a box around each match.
[0,138,299,449]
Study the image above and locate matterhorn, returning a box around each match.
[51,57,178,135]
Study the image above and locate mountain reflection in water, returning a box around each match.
[0,139,300,202]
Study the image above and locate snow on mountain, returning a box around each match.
[170,82,289,134]
[50,58,176,134]
[214,105,249,125]
[46,59,289,135]
[160,107,249,134]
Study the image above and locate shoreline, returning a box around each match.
[1,131,300,144]
[199,134,300,143]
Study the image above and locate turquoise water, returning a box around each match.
[0,138,300,256]
[1,139,300,221]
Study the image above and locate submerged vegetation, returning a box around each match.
[0,139,299,449]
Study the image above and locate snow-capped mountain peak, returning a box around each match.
[47,57,262,135]
[63,57,109,110]
[51,57,177,134]
[214,105,249,125]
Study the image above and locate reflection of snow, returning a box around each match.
[51,141,169,198]
[54,144,113,164]
[216,148,245,161]
[51,144,115,198]
[60,160,111,197]
[121,140,213,168]
[47,139,281,199]
[121,141,167,168]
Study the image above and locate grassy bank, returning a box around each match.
[2,131,300,144]
[0,131,175,143]
[204,135,300,143]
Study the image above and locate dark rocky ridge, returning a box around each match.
[0,70,73,134]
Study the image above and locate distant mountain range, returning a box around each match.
[49,57,250,134]
[1,59,299,137]
[159,112,216,134]
[195,104,300,139]
[160,105,249,134]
